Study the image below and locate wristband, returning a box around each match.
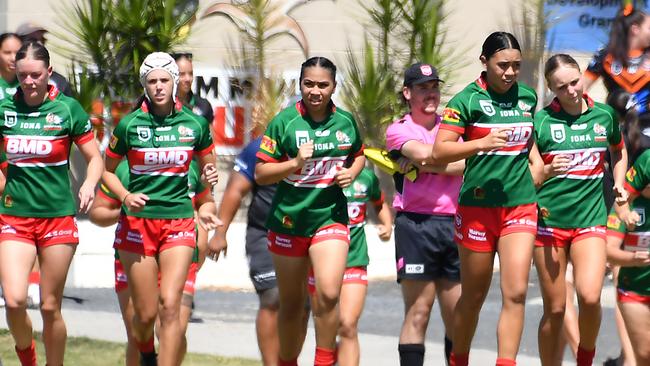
[122,192,131,205]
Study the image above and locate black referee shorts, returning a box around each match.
[395,212,460,283]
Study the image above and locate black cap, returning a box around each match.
[403,63,443,86]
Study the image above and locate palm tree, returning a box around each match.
[202,0,332,133]
[56,0,198,102]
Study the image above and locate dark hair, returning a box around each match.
[481,32,521,59]
[607,8,647,67]
[0,33,20,49]
[544,54,581,83]
[15,41,50,68]
[171,52,192,62]
[299,56,336,82]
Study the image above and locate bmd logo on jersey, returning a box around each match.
[5,138,52,155]
[143,150,189,165]
[4,111,17,127]
[550,124,566,143]
[137,126,151,142]
[479,100,495,116]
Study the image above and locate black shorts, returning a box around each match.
[246,226,277,293]
[395,212,460,282]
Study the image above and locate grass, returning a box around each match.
[0,329,260,366]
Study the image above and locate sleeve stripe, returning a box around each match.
[372,191,385,207]
[73,131,95,145]
[624,181,642,196]
[196,144,214,157]
[256,151,280,163]
[194,187,211,202]
[97,189,120,206]
[105,149,123,159]
[353,144,365,158]
[610,136,625,151]
[439,124,465,134]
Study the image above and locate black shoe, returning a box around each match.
[139,351,157,366]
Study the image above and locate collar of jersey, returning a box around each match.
[14,84,59,105]
[295,99,336,119]
[140,99,183,115]
[549,93,594,115]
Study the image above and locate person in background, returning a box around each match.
[15,22,73,97]
[386,62,463,366]
[171,52,214,124]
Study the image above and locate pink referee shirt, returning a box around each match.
[385,113,461,216]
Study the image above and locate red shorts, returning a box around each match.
[617,288,650,305]
[114,215,196,256]
[535,226,606,247]
[268,223,349,257]
[454,203,537,252]
[0,215,78,247]
[307,266,368,294]
[115,259,198,296]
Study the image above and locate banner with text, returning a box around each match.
[545,0,649,52]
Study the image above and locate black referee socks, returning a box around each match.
[398,343,425,366]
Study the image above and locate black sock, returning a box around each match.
[398,343,425,366]
[444,335,453,366]
[139,351,157,366]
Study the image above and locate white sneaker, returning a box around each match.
[27,284,40,309]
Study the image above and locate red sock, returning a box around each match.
[496,358,516,366]
[450,352,469,366]
[28,271,40,285]
[314,346,336,366]
[15,339,37,366]
[137,336,155,353]
[278,357,298,366]
[577,346,595,366]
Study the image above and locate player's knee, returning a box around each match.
[258,287,280,311]
[313,289,339,314]
[406,303,433,333]
[338,317,359,339]
[39,297,62,320]
[577,291,601,309]
[3,293,28,311]
[503,285,528,306]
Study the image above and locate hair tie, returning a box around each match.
[623,1,634,16]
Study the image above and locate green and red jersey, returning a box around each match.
[256,101,364,236]
[536,96,623,228]
[106,100,213,219]
[99,159,209,210]
[0,86,94,217]
[0,77,18,101]
[344,167,383,268]
[607,199,650,296]
[441,73,537,207]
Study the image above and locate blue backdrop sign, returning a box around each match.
[545,0,649,52]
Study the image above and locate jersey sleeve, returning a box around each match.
[624,151,650,195]
[233,138,260,183]
[106,117,129,159]
[368,169,384,205]
[440,95,470,135]
[97,160,129,205]
[69,100,94,145]
[350,115,364,158]
[604,105,624,149]
[585,48,606,81]
[189,160,210,203]
[194,117,214,156]
[256,114,285,162]
[386,119,416,152]
[606,211,626,237]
